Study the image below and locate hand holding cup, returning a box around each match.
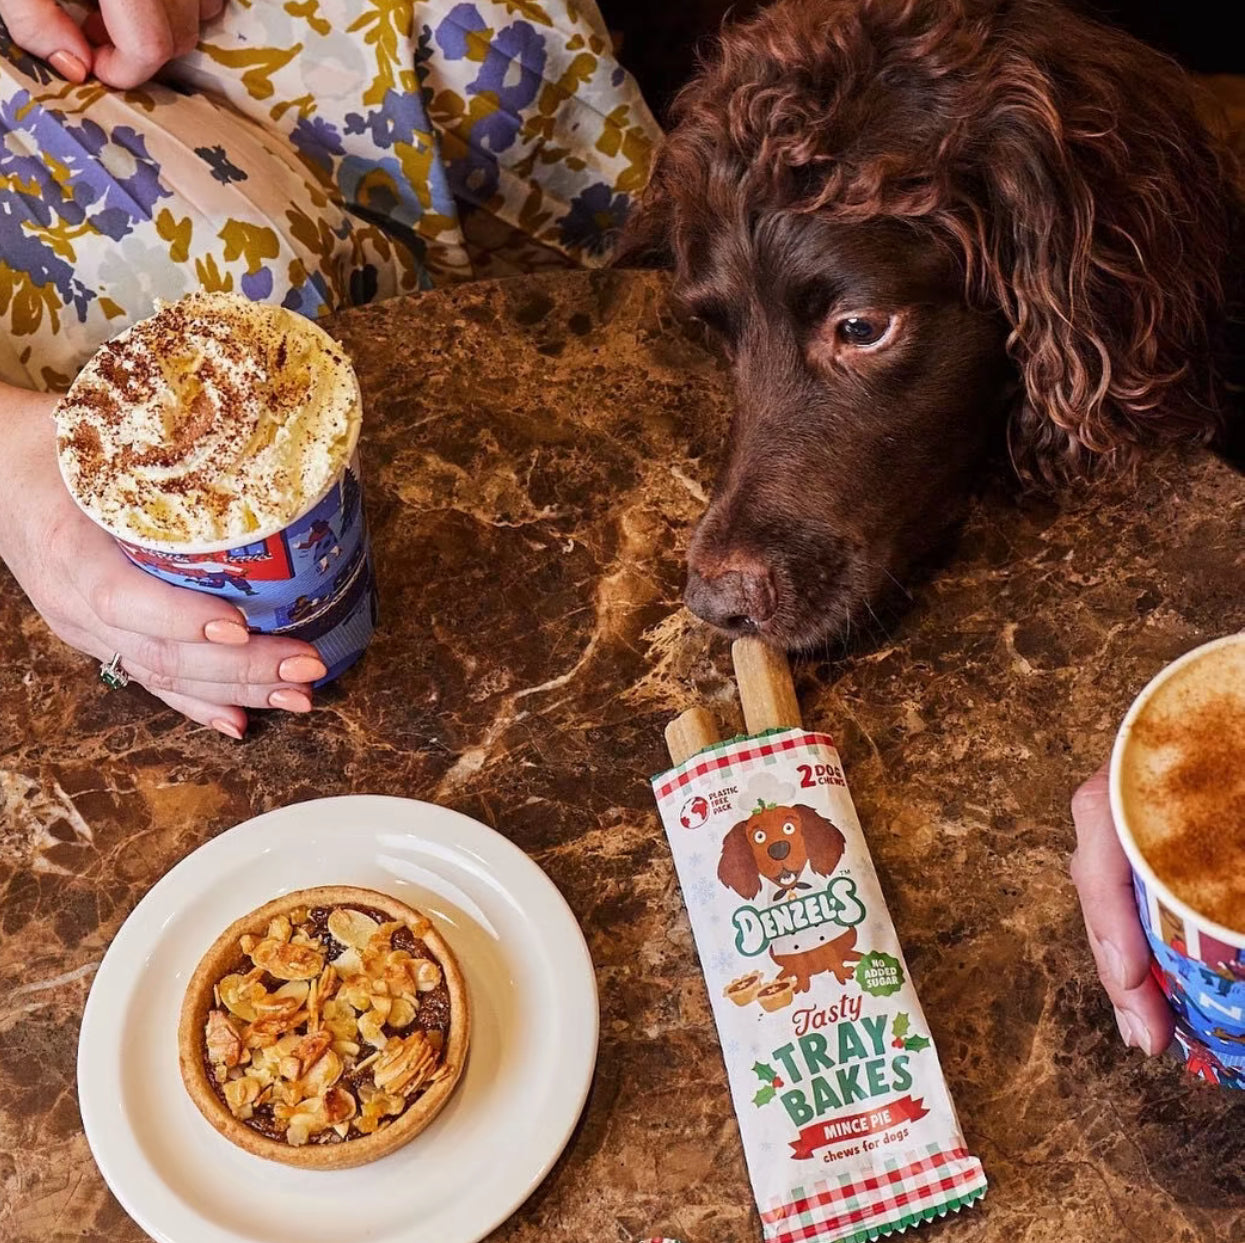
[1070,761,1175,1056]
[0,383,323,737]
[1073,634,1245,1083]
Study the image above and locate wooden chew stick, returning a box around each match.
[732,636,803,734]
[665,706,720,766]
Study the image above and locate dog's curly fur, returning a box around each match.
[627,0,1241,483]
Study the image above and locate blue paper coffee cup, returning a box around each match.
[1109,634,1245,1086]
[117,452,377,685]
[54,293,377,689]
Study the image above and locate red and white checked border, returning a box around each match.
[762,1147,986,1243]
[654,729,838,801]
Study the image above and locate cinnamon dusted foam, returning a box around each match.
[1118,640,1245,933]
[55,293,361,547]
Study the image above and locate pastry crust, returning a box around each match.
[724,971,765,1006]
[178,886,469,1169]
[757,978,795,1012]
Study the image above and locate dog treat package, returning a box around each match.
[652,726,986,1242]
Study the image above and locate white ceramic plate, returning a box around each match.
[78,795,599,1243]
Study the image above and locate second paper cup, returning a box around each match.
[1108,634,1245,1087]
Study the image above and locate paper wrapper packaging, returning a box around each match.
[652,726,985,1241]
[117,452,377,685]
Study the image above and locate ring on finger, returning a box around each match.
[99,651,131,690]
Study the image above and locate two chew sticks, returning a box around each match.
[665,638,803,766]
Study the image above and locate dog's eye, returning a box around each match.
[782,821,796,835]
[836,315,891,347]
[752,829,767,844]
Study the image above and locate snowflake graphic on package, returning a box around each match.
[711,947,736,975]
[690,877,716,906]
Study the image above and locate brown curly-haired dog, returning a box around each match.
[622,0,1244,648]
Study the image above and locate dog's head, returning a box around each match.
[621,0,1240,649]
[717,804,847,899]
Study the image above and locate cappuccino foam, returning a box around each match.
[1118,640,1245,933]
[55,292,360,547]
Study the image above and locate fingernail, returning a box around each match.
[1114,1006,1153,1053]
[269,688,313,713]
[1098,939,1126,990]
[1114,1006,1139,1049]
[204,619,250,645]
[48,51,88,83]
[279,655,326,682]
[211,717,245,740]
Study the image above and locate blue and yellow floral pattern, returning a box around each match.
[0,0,658,389]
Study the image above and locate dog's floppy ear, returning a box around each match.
[796,805,845,877]
[718,820,762,899]
[612,169,673,270]
[961,14,1238,483]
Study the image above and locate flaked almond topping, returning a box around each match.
[328,907,380,950]
[202,902,452,1146]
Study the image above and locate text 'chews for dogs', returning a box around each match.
[652,640,985,1243]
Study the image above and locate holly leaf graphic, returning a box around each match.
[752,1061,777,1083]
[891,1013,911,1040]
[753,1085,776,1107]
[903,1034,931,1052]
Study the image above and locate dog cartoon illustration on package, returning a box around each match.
[718,801,863,991]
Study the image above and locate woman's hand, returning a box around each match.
[0,385,324,738]
[0,0,223,88]
[1070,761,1175,1056]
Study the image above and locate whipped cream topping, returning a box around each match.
[55,292,361,548]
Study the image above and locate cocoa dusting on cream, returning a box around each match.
[54,292,360,546]
[1132,699,1245,931]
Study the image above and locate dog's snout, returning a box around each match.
[767,840,791,861]
[684,551,777,632]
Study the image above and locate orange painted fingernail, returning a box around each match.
[279,655,326,683]
[204,619,250,645]
[269,688,313,713]
[211,717,245,740]
[48,51,89,83]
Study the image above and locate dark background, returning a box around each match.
[599,0,1242,122]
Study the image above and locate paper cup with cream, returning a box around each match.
[55,292,377,684]
[1109,633,1245,1086]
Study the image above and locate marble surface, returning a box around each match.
[2,269,1244,1243]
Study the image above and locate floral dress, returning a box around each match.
[0,0,658,389]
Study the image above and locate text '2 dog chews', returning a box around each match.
[652,640,985,1243]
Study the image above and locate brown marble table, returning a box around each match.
[2,270,1244,1243]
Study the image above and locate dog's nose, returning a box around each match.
[767,840,791,861]
[684,553,776,632]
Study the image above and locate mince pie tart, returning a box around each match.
[178,886,469,1168]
